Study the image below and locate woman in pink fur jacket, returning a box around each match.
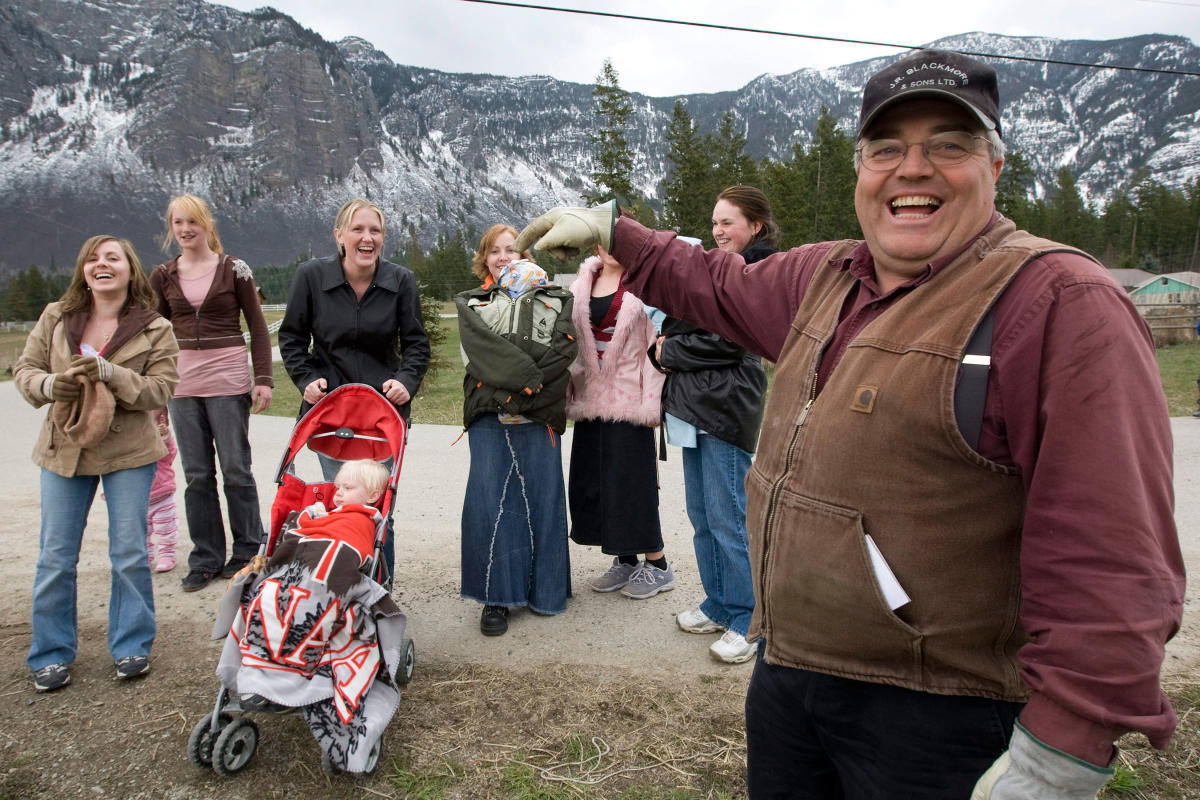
[566,248,671,600]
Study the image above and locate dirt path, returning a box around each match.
[0,381,1196,796]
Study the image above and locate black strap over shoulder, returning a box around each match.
[954,306,994,452]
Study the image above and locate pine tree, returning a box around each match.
[661,101,711,239]
[710,111,759,191]
[995,150,1036,232]
[585,59,635,204]
[806,110,858,243]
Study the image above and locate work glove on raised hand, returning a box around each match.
[42,373,81,403]
[514,200,617,261]
[69,354,114,383]
[971,723,1114,800]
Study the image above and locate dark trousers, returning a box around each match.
[745,646,1021,799]
[172,394,264,573]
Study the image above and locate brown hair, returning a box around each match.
[716,185,780,249]
[59,235,158,314]
[334,198,386,261]
[470,223,531,281]
[161,194,224,254]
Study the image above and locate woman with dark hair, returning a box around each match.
[652,185,775,663]
[16,235,179,691]
[150,193,274,593]
[279,197,431,582]
[456,224,577,636]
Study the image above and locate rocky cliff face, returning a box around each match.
[0,0,1197,275]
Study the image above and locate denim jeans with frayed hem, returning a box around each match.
[682,435,755,636]
[171,394,264,573]
[29,463,157,670]
[460,416,570,614]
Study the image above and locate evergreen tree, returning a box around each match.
[2,273,30,321]
[662,101,711,239]
[1044,167,1098,254]
[585,59,635,204]
[1099,189,1139,268]
[710,111,759,191]
[806,110,858,243]
[22,265,50,313]
[995,150,1036,232]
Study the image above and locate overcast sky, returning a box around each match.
[218,0,1199,96]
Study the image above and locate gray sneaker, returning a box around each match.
[590,558,638,592]
[620,561,676,599]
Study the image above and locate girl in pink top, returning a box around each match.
[147,407,179,571]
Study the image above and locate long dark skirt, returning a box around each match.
[568,419,663,555]
[460,416,571,614]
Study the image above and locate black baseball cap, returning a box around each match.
[858,49,1002,138]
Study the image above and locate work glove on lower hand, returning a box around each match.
[69,354,114,382]
[43,373,81,403]
[514,200,617,260]
[971,723,1114,800]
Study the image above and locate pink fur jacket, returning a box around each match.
[566,257,664,427]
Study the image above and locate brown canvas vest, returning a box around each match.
[746,220,1088,700]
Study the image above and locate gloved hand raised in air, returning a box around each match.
[514,200,617,261]
[971,723,1114,800]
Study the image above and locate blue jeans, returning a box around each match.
[171,394,264,573]
[682,435,755,636]
[317,452,396,583]
[745,646,1021,798]
[29,464,157,670]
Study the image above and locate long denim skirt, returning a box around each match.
[460,416,571,614]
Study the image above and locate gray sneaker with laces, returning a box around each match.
[620,561,676,599]
[590,558,638,592]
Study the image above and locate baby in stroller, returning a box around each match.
[211,459,407,773]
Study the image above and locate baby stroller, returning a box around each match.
[186,384,416,777]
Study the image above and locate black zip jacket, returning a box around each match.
[279,255,430,422]
[648,240,773,453]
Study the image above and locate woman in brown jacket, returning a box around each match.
[150,194,273,593]
[15,235,179,693]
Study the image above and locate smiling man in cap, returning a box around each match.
[516,48,1184,799]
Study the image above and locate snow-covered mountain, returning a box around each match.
[1,0,1197,275]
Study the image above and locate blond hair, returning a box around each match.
[334,198,386,260]
[161,194,223,254]
[335,459,391,504]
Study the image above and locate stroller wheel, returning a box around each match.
[212,718,259,776]
[398,638,416,686]
[187,713,231,767]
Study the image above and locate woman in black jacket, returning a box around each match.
[279,197,431,581]
[651,186,777,664]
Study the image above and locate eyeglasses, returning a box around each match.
[856,131,990,172]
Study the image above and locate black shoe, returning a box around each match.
[33,663,70,693]
[181,569,215,592]
[221,557,250,578]
[480,605,509,636]
[114,655,150,680]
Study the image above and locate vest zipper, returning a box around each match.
[759,367,819,644]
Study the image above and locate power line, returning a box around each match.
[459,0,1200,78]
